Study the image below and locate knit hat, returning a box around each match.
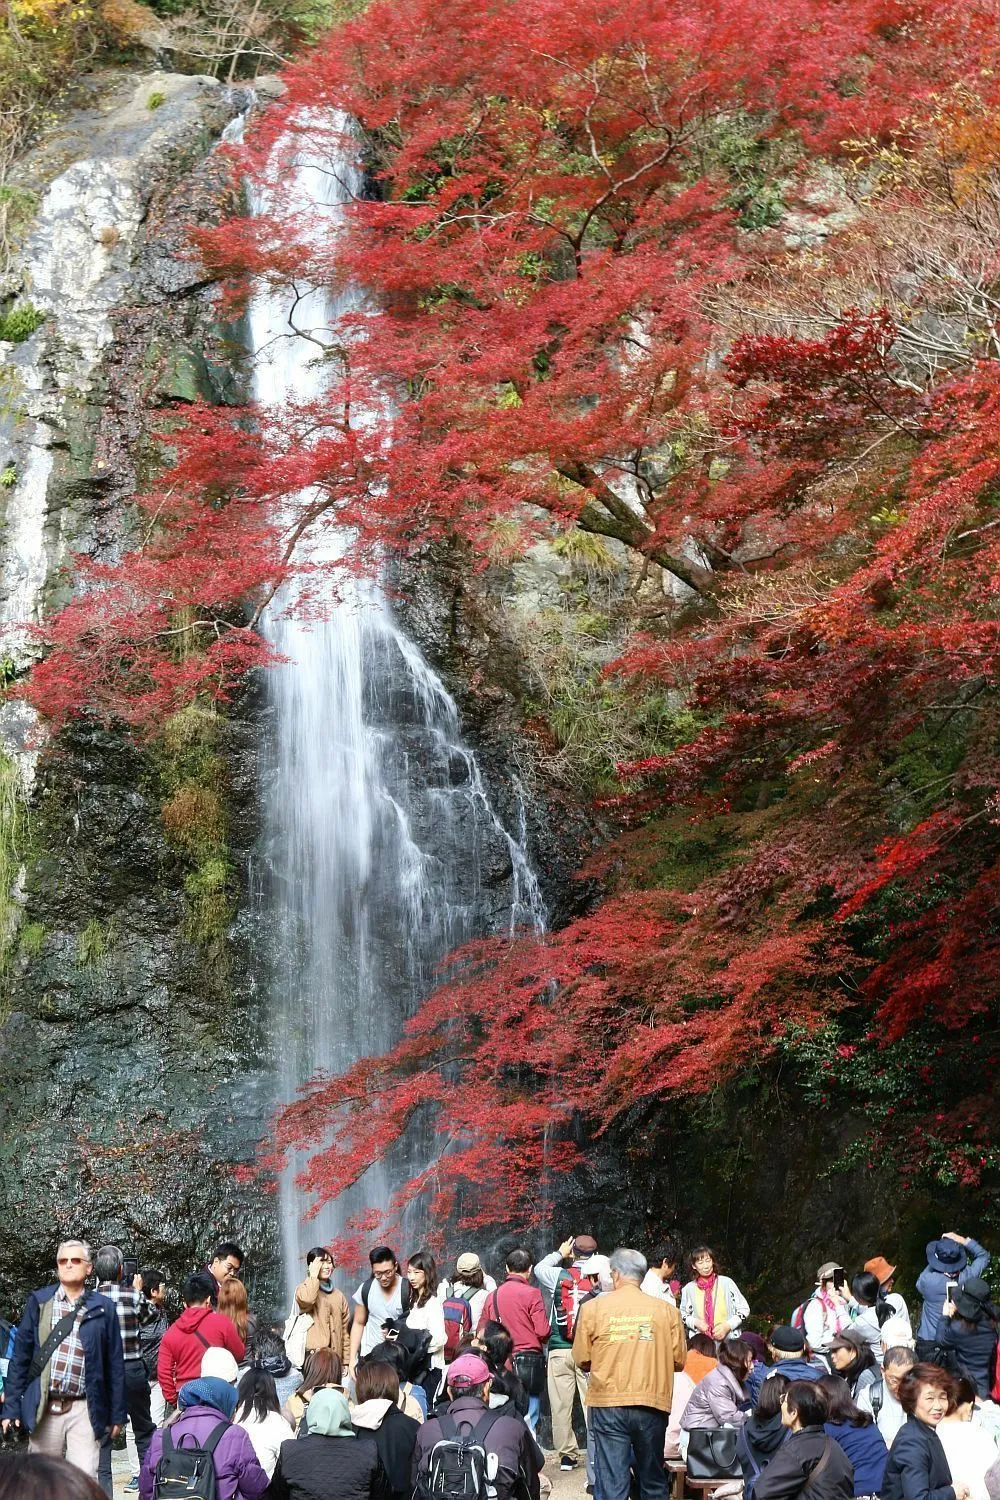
[574,1235,598,1257]
[455,1252,482,1276]
[816,1261,844,1282]
[864,1257,896,1285]
[447,1353,491,1391]
[769,1326,805,1353]
[200,1347,239,1385]
[177,1376,237,1420]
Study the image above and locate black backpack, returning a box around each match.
[415,1409,503,1500]
[154,1421,228,1500]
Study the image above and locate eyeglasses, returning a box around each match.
[57,1257,85,1266]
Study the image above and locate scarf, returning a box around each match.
[177,1377,237,1420]
[814,1287,850,1337]
[697,1275,723,1338]
[319,1277,335,1293]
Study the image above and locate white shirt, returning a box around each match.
[640,1271,676,1305]
[237,1409,293,1478]
[406,1294,447,1370]
[353,1276,409,1358]
[938,1417,1000,1500]
[857,1382,906,1447]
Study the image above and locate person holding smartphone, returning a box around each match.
[802,1263,852,1356]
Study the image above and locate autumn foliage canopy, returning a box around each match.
[25,0,1000,1243]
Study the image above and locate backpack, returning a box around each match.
[549,1266,588,1342]
[443,1291,473,1360]
[153,1421,228,1500]
[415,1408,504,1500]
[0,1318,16,1364]
[867,1377,884,1423]
[361,1274,413,1317]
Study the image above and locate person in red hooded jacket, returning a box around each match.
[157,1273,245,1409]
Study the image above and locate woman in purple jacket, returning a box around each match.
[139,1376,269,1500]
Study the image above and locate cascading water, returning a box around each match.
[247,121,545,1296]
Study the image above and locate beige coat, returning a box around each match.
[294,1278,351,1361]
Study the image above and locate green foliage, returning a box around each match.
[550,529,619,576]
[880,714,971,832]
[157,704,231,946]
[183,855,232,943]
[146,90,166,110]
[0,752,27,973]
[700,112,787,229]
[18,920,45,956]
[0,464,15,490]
[0,303,45,343]
[77,915,115,965]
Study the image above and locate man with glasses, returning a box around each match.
[348,1245,413,1379]
[1,1238,125,1482]
[204,1241,244,1304]
[93,1245,155,1498]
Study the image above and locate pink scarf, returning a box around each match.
[697,1275,721,1337]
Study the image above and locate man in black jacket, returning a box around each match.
[753,1381,853,1500]
[412,1353,544,1500]
[1,1238,126,1483]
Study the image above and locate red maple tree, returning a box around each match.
[24,0,1000,1236]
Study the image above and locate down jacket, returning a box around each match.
[139,1405,269,1500]
[681,1364,751,1431]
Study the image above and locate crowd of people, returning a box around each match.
[0,1228,998,1500]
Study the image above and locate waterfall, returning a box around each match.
[247,121,545,1295]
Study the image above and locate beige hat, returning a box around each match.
[816,1261,844,1282]
[455,1252,481,1276]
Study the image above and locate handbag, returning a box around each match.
[685,1427,742,1479]
[282,1300,313,1370]
[512,1349,546,1397]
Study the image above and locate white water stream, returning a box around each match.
[246,122,545,1294]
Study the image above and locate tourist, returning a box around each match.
[818,1374,889,1497]
[681,1336,754,1432]
[802,1264,853,1354]
[351,1358,420,1500]
[916,1234,990,1345]
[736,1372,789,1500]
[157,1271,245,1410]
[936,1279,999,1399]
[766,1326,823,1382]
[271,1385,390,1500]
[880,1320,916,1355]
[865,1259,911,1337]
[534,1234,596,1471]
[882,1364,969,1500]
[754,1381,854,1500]
[479,1321,529,1417]
[857,1347,917,1445]
[680,1246,750,1341]
[2,1239,125,1484]
[642,1239,682,1305]
[851,1273,891,1360]
[234,1366,292,1479]
[479,1249,551,1434]
[124,1268,168,1493]
[363,1340,427,1421]
[294,1248,352,1365]
[219,1279,255,1365]
[139,1373,268,1500]
[404,1251,447,1403]
[936,1376,998,1500]
[665,1335,718,1459]
[350,1248,413,1379]
[412,1352,543,1500]
[744,1331,771,1403]
[282,1349,345,1433]
[573,1247,686,1500]
[446,1252,497,1328]
[93,1246,155,1499]
[0,1453,105,1500]
[206,1243,246,1304]
[829,1329,881,1404]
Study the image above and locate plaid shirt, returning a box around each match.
[48,1287,87,1396]
[97,1281,143,1361]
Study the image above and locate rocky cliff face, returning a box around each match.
[0,66,285,1308]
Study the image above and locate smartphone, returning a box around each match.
[946,1280,959,1301]
[122,1256,139,1282]
[833,1268,846,1290]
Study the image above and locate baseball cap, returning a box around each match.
[447,1353,491,1391]
[816,1261,844,1282]
[579,1254,611,1279]
[769,1326,805,1353]
[455,1252,481,1276]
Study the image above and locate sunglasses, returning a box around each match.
[57,1257,86,1266]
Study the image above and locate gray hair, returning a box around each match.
[883,1346,917,1369]
[94,1244,124,1282]
[609,1248,647,1282]
[57,1239,93,1265]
